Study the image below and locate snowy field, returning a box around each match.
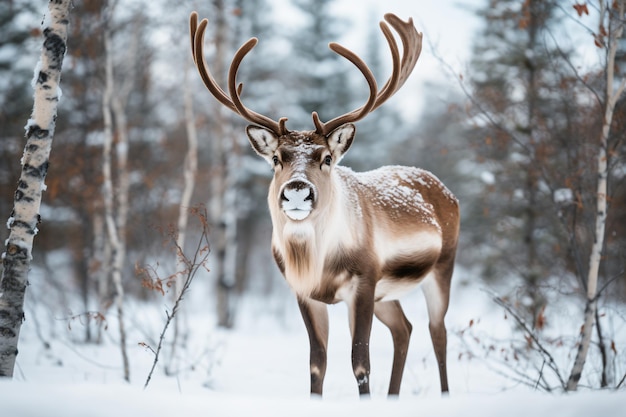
[1,269,624,416]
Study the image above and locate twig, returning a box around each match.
[456,323,553,391]
[535,360,547,391]
[57,339,121,370]
[544,27,603,108]
[483,288,567,389]
[139,342,156,355]
[143,207,211,389]
[426,35,535,157]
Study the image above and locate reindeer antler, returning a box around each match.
[189,12,421,137]
[189,12,289,136]
[312,13,422,136]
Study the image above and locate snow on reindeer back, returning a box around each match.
[337,165,455,231]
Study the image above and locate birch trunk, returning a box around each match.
[208,0,238,328]
[220,163,239,326]
[102,20,130,382]
[166,63,198,375]
[0,0,71,378]
[566,0,626,391]
[176,64,199,303]
[98,6,137,346]
[94,212,110,343]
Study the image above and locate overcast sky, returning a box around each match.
[273,0,484,117]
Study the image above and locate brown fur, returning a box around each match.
[285,239,312,278]
[382,249,440,280]
[272,247,285,274]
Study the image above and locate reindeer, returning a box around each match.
[189,11,460,397]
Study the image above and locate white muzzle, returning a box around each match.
[280,181,315,220]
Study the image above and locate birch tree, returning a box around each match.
[566,0,626,391]
[166,62,199,374]
[447,0,626,390]
[0,0,71,378]
[101,7,130,382]
[207,0,240,329]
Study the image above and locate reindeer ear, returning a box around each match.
[246,125,279,163]
[326,123,355,161]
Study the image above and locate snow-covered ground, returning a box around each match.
[2,270,624,416]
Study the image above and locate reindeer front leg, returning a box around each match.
[297,297,329,396]
[346,281,376,396]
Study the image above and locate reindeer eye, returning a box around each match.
[272,155,280,166]
[324,155,332,166]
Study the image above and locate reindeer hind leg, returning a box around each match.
[374,300,412,396]
[421,264,453,394]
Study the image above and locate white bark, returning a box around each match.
[94,212,110,343]
[223,161,239,284]
[566,0,626,391]
[102,20,130,382]
[176,64,199,301]
[0,0,71,378]
[166,63,198,375]
[209,0,240,328]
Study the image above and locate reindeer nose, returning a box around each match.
[281,181,314,202]
[280,180,317,221]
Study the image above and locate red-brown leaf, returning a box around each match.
[524,334,533,348]
[535,305,547,330]
[573,3,589,16]
[594,37,603,48]
[600,24,608,37]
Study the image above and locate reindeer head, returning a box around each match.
[245,125,354,221]
[189,12,422,222]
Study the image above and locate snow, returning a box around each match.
[23,118,38,135]
[481,171,495,185]
[30,60,42,90]
[339,165,455,229]
[42,7,52,31]
[1,268,624,416]
[554,188,574,204]
[1,380,622,417]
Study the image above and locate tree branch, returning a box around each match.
[143,207,211,389]
[483,289,567,389]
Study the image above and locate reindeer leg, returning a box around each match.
[374,300,412,396]
[346,283,376,396]
[297,297,329,396]
[421,268,452,394]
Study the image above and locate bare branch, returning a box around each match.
[544,28,603,107]
[427,36,536,158]
[617,371,626,389]
[456,326,555,392]
[483,289,567,389]
[143,207,211,389]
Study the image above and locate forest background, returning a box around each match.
[1,0,625,401]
